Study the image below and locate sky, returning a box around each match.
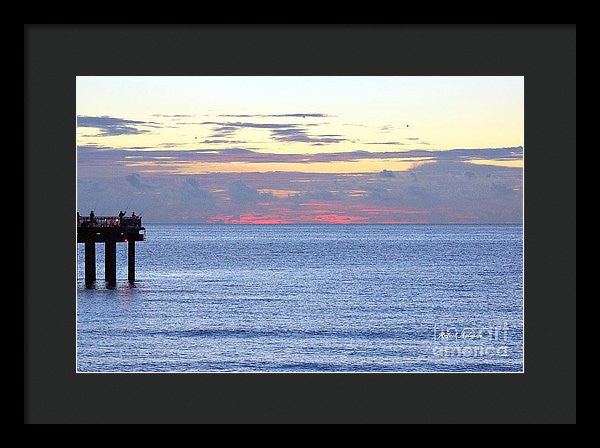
[76,76,523,224]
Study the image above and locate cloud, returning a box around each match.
[181,177,215,204]
[218,148,255,154]
[201,121,347,145]
[77,115,161,136]
[364,184,394,201]
[125,173,154,190]
[218,113,332,118]
[199,139,249,144]
[228,181,273,205]
[406,184,429,198]
[79,180,105,194]
[158,142,186,148]
[270,128,347,144]
[289,189,340,202]
[202,121,297,129]
[125,173,143,189]
[378,169,396,178]
[491,183,516,197]
[209,125,239,138]
[182,177,200,191]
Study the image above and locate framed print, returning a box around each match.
[25,24,576,424]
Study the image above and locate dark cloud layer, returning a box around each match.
[77,142,522,224]
[78,145,523,168]
[78,158,522,224]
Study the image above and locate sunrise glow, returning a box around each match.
[77,76,523,224]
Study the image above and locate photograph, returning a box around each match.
[76,76,524,373]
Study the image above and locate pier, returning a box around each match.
[77,211,145,287]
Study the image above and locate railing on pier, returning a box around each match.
[120,216,143,228]
[77,215,143,229]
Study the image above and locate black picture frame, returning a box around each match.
[24,24,576,423]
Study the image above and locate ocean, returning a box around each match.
[77,224,523,372]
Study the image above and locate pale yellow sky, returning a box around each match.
[77,76,524,162]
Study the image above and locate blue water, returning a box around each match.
[77,225,523,372]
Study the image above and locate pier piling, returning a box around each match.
[128,239,135,283]
[105,241,117,286]
[84,241,96,286]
